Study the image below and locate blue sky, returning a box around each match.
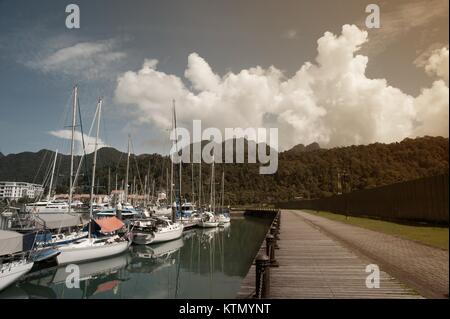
[0,0,448,155]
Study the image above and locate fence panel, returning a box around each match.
[277,174,449,224]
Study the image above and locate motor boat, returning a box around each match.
[131,217,184,245]
[25,200,70,214]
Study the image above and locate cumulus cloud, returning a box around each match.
[423,47,449,84]
[413,47,449,136]
[114,24,449,151]
[49,130,107,154]
[185,53,221,92]
[27,39,126,80]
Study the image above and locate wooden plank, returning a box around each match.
[237,210,422,299]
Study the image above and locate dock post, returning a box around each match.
[276,210,281,227]
[270,225,280,249]
[265,234,279,267]
[254,253,270,298]
[271,223,280,249]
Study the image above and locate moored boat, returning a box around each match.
[0,230,34,291]
[56,235,130,265]
[131,217,184,245]
[56,98,131,266]
[198,212,219,228]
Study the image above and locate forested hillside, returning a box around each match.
[0,136,448,204]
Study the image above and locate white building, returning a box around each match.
[0,181,44,200]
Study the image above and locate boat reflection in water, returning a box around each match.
[0,217,273,299]
[0,253,130,299]
[130,238,184,271]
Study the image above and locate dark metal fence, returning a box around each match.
[277,174,449,224]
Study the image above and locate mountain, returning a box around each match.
[288,142,321,153]
[0,136,448,204]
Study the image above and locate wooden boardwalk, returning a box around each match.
[237,210,422,299]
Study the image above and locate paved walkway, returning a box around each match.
[238,210,422,298]
[296,210,449,298]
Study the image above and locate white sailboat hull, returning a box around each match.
[198,221,219,228]
[132,224,184,245]
[25,206,70,214]
[153,226,184,243]
[0,260,34,291]
[56,239,130,265]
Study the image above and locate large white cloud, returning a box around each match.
[114,24,449,151]
[413,47,449,137]
[423,47,449,85]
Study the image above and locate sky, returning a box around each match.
[0,0,448,155]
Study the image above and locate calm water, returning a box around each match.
[0,216,272,299]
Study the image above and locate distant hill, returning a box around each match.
[288,142,321,153]
[0,136,448,204]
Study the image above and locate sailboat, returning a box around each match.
[56,98,130,265]
[0,230,34,291]
[25,87,88,245]
[95,136,139,219]
[217,170,230,225]
[198,158,219,228]
[131,217,184,245]
[25,150,71,214]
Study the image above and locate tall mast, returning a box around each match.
[221,169,225,210]
[108,167,111,195]
[170,153,174,206]
[198,160,202,209]
[151,179,155,203]
[191,162,194,203]
[124,135,130,203]
[170,134,175,221]
[166,167,169,202]
[89,98,102,238]
[68,85,78,214]
[173,100,182,205]
[210,157,215,213]
[144,175,148,207]
[47,149,58,200]
[146,160,150,204]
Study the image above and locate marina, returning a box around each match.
[0,215,272,299]
[0,1,448,304]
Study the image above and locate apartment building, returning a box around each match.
[0,181,44,200]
